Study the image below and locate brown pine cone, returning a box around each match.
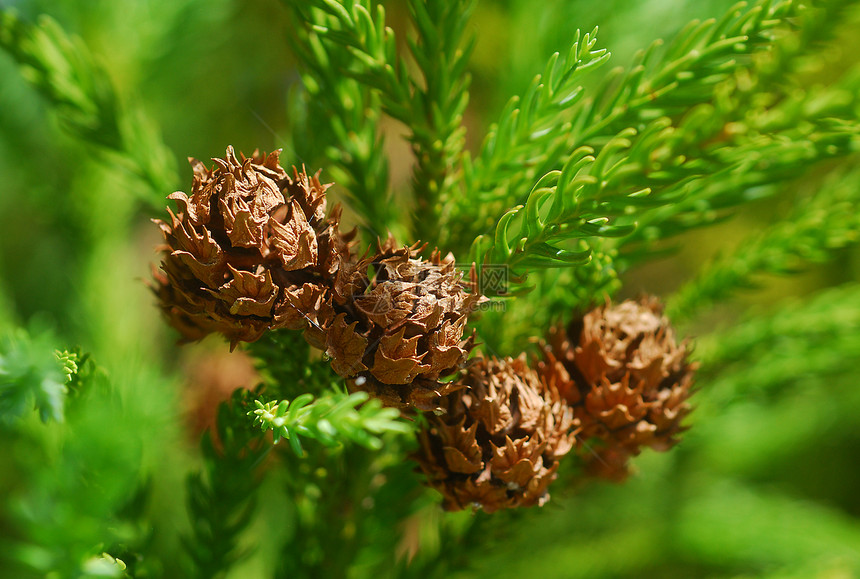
[413,356,576,512]
[538,297,696,457]
[152,146,354,349]
[318,237,484,411]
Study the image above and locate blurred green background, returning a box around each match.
[1,0,859,577]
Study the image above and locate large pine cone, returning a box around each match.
[316,238,483,411]
[152,146,354,349]
[414,356,576,512]
[538,297,696,458]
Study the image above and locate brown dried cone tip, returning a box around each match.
[414,356,576,512]
[152,146,354,349]
[317,239,484,411]
[538,297,696,478]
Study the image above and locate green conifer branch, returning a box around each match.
[454,0,804,252]
[1,343,147,577]
[0,11,176,211]
[668,167,860,321]
[252,390,413,456]
[0,327,69,425]
[402,0,475,242]
[442,27,610,249]
[0,336,152,575]
[289,0,411,124]
[621,113,860,255]
[273,415,424,578]
[689,286,860,458]
[756,0,860,81]
[695,283,860,377]
[183,388,268,578]
[616,0,860,253]
[284,0,475,242]
[587,0,860,257]
[707,323,860,400]
[471,18,860,288]
[567,0,802,145]
[282,1,399,238]
[468,124,693,278]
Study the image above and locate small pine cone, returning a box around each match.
[413,356,576,512]
[538,297,696,456]
[322,238,484,411]
[152,146,354,349]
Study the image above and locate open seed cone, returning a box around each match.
[317,237,484,411]
[152,146,355,349]
[538,297,696,460]
[414,355,576,512]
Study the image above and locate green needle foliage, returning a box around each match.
[0,338,147,577]
[453,0,805,248]
[0,327,70,425]
[246,330,337,400]
[184,388,269,578]
[252,390,413,455]
[668,165,860,320]
[696,283,860,385]
[1,0,860,577]
[450,27,610,248]
[471,0,860,285]
[0,10,176,210]
[283,0,476,241]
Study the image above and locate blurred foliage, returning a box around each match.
[1,0,859,577]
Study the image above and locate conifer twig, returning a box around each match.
[251,390,413,456]
[668,166,860,321]
[402,0,475,241]
[282,0,398,238]
[453,1,805,249]
[0,328,69,425]
[0,10,176,210]
[284,0,475,241]
[443,27,610,249]
[468,0,860,290]
[183,389,268,578]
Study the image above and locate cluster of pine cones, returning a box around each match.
[153,147,697,512]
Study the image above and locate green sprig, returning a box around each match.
[282,0,398,238]
[468,127,673,277]
[471,0,860,288]
[251,390,413,456]
[444,27,610,249]
[668,166,860,321]
[0,10,176,211]
[696,283,860,377]
[454,0,804,253]
[568,0,803,145]
[183,388,268,578]
[245,330,337,400]
[401,0,475,241]
[284,0,476,241]
[0,328,68,425]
